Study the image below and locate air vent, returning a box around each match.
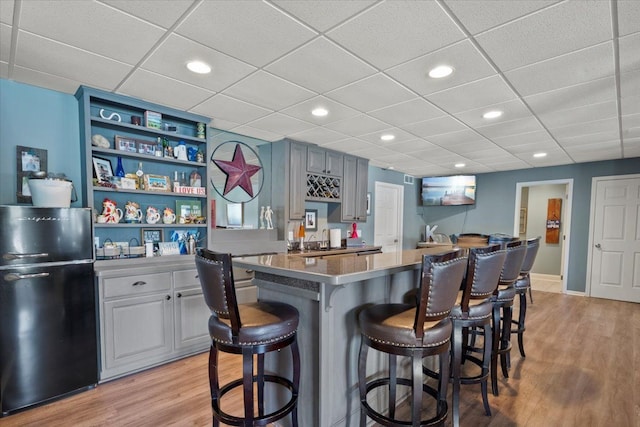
[404,175,414,185]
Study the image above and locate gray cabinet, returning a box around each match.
[307,146,343,177]
[97,259,210,381]
[289,141,307,221]
[334,155,369,222]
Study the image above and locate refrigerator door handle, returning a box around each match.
[4,272,50,282]
[3,252,49,260]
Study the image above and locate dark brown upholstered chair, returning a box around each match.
[449,244,506,427]
[195,249,300,426]
[358,250,468,427]
[511,237,541,358]
[491,240,527,396]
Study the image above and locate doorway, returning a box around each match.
[373,181,404,253]
[514,179,573,294]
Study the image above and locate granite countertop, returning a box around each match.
[233,247,452,285]
[286,245,382,257]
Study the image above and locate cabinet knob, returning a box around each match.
[176,292,182,298]
[165,295,171,300]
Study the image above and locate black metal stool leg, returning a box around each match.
[358,340,369,427]
[257,353,265,417]
[242,348,254,426]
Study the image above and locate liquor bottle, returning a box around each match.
[136,162,144,190]
[115,156,125,177]
[299,222,305,251]
[155,137,163,157]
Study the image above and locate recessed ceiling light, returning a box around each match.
[380,134,395,141]
[533,152,547,158]
[428,65,454,79]
[186,61,211,74]
[482,110,503,119]
[388,166,395,170]
[454,163,466,168]
[311,107,328,117]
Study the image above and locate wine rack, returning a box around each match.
[306,174,341,201]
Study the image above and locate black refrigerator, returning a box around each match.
[0,206,98,416]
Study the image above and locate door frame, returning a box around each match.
[513,179,573,294]
[585,173,640,298]
[374,181,404,252]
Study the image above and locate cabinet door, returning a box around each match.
[341,156,358,221]
[354,157,369,220]
[102,293,173,373]
[289,142,307,220]
[174,287,211,350]
[307,146,326,174]
[325,151,343,177]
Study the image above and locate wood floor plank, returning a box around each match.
[1,291,638,427]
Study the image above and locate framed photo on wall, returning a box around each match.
[304,209,318,231]
[16,145,48,203]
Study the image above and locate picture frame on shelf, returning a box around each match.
[304,209,318,231]
[226,203,243,228]
[176,199,202,224]
[137,142,156,156]
[141,228,163,250]
[92,156,113,183]
[144,111,162,129]
[169,229,200,254]
[16,145,48,203]
[144,174,171,192]
[158,241,180,256]
[115,135,138,153]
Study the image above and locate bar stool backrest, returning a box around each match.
[498,240,527,286]
[414,250,468,338]
[520,237,541,274]
[195,248,241,334]
[461,244,506,311]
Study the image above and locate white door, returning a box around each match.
[374,181,403,253]
[588,175,640,303]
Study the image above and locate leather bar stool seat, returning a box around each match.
[196,249,300,426]
[358,250,467,427]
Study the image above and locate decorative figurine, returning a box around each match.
[260,206,265,229]
[265,206,274,230]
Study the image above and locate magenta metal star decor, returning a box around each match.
[213,144,262,197]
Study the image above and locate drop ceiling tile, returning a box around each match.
[190,94,273,125]
[620,70,640,111]
[320,138,375,153]
[556,129,620,147]
[453,99,533,128]
[567,148,622,163]
[325,74,416,112]
[265,37,376,93]
[619,33,640,73]
[101,0,195,29]
[223,71,316,111]
[0,1,13,25]
[247,112,315,136]
[381,139,433,154]
[537,100,618,130]
[427,129,486,147]
[11,65,87,94]
[210,118,240,132]
[403,115,467,138]
[226,124,283,142]
[446,140,497,155]
[359,128,417,145]
[617,0,640,37]
[485,160,530,172]
[501,140,559,154]
[623,140,640,157]
[118,69,214,111]
[563,139,621,153]
[368,98,445,127]
[548,117,619,140]
[142,34,256,92]
[491,130,557,149]
[525,77,616,115]
[426,75,517,114]
[622,113,640,141]
[15,31,132,90]
[505,42,614,97]
[327,1,464,70]
[1,23,10,63]
[475,0,612,71]
[177,1,316,67]
[622,95,640,116]
[442,0,559,35]
[280,96,360,125]
[288,126,349,145]
[350,145,398,161]
[0,62,7,79]
[516,148,573,166]
[386,40,496,96]
[273,1,377,32]
[20,0,164,65]
[324,114,389,136]
[476,116,545,139]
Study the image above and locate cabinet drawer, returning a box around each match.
[173,269,200,290]
[103,272,171,299]
[233,266,254,282]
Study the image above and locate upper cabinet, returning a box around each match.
[333,155,369,222]
[75,86,211,259]
[307,146,343,177]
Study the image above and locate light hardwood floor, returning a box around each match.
[2,290,638,427]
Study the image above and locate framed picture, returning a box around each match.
[16,145,48,203]
[115,135,138,153]
[137,142,156,156]
[169,229,200,254]
[92,156,113,183]
[304,209,318,231]
[366,192,371,215]
[141,228,163,251]
[226,203,243,228]
[144,174,170,192]
[175,199,202,223]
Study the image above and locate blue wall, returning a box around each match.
[0,79,83,206]
[2,79,638,293]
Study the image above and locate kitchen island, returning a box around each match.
[232,247,450,427]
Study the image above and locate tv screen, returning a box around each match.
[421,175,476,206]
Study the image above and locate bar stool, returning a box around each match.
[491,240,527,396]
[511,236,541,358]
[358,250,467,427]
[449,244,506,427]
[195,249,300,426]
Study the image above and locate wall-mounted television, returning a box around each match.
[421,175,476,206]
